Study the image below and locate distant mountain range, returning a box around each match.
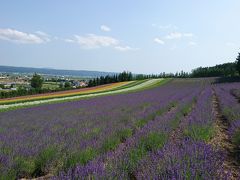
[0,65,117,78]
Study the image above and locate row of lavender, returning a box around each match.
[1,79,238,179]
[56,80,227,179]
[0,79,202,179]
[214,82,240,157]
[56,81,200,179]
[136,85,228,179]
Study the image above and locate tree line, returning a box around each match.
[88,71,133,87]
[87,70,192,87]
[87,52,240,88]
[191,53,240,78]
[1,52,240,98]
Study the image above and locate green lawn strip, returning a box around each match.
[111,79,148,90]
[0,79,169,113]
[123,78,171,93]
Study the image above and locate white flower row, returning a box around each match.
[0,79,162,110]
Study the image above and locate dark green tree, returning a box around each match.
[236,52,240,76]
[59,83,64,89]
[88,80,93,87]
[31,73,43,89]
[64,81,71,88]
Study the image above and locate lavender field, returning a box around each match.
[0,78,240,179]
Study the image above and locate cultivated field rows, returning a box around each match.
[0,79,239,179]
[0,79,162,111]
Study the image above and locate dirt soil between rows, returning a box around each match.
[209,88,240,179]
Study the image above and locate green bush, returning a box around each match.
[0,170,17,180]
[33,146,58,176]
[15,157,35,178]
[135,119,148,128]
[66,127,77,134]
[181,104,192,116]
[184,124,215,142]
[126,146,147,172]
[117,128,133,142]
[140,132,167,151]
[65,147,97,169]
[223,107,237,122]
[121,132,167,174]
[82,127,101,139]
[101,137,121,153]
[232,129,240,147]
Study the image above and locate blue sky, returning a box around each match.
[0,1,240,74]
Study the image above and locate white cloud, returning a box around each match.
[154,38,165,45]
[100,25,111,32]
[35,31,51,42]
[165,32,183,40]
[165,32,194,40]
[66,34,119,48]
[66,33,138,51]
[0,28,48,44]
[114,46,138,52]
[64,38,75,43]
[188,41,197,46]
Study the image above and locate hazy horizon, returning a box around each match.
[1,1,240,74]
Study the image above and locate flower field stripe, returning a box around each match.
[0,79,163,111]
[0,81,132,104]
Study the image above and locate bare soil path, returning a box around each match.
[210,88,240,179]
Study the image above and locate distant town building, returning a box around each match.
[4,84,11,88]
[79,81,87,87]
